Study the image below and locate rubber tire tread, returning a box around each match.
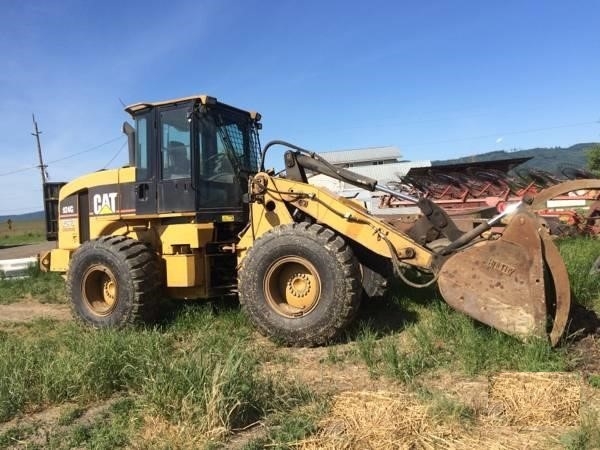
[238,223,362,346]
[66,235,162,328]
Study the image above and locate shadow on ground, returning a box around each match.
[153,295,241,328]
[0,244,27,250]
[343,280,440,342]
[567,303,600,339]
[152,285,431,345]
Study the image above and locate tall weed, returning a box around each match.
[557,238,600,311]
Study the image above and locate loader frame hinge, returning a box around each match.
[408,198,464,245]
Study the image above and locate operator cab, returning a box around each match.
[124,95,262,222]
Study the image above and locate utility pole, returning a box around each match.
[31,113,48,184]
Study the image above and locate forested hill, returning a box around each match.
[433,143,599,174]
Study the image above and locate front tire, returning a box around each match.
[238,223,361,346]
[66,236,161,328]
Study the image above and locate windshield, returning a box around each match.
[197,110,260,177]
[193,108,260,209]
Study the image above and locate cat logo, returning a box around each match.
[93,192,118,215]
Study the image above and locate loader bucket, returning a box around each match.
[437,210,571,345]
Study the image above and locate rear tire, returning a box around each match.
[238,223,362,346]
[66,236,162,328]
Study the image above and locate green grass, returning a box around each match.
[47,398,138,450]
[353,293,570,383]
[354,317,440,383]
[0,398,140,450]
[0,324,166,421]
[425,302,569,374]
[57,405,85,426]
[421,389,475,426]
[0,236,598,447]
[0,266,65,304]
[0,423,38,449]
[0,219,45,246]
[349,236,600,383]
[241,398,328,450]
[0,304,320,448]
[560,410,600,450]
[556,237,600,312]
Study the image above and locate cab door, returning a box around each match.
[157,105,195,213]
[134,113,157,215]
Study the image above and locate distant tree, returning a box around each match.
[586,144,600,176]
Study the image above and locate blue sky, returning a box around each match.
[0,0,598,214]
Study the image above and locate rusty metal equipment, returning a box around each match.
[438,210,570,345]
[379,160,600,236]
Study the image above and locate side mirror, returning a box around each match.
[122,121,136,166]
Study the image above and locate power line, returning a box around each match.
[0,135,124,177]
[404,120,599,149]
[102,140,127,169]
[45,136,126,165]
[0,164,40,177]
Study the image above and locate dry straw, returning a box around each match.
[296,390,463,450]
[486,372,580,427]
[297,372,581,450]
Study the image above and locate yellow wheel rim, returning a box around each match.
[82,264,118,316]
[264,256,321,317]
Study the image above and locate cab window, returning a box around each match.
[135,116,149,179]
[160,108,191,179]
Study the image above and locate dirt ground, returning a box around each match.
[0,300,70,323]
[0,242,55,260]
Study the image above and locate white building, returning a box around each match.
[308,146,431,212]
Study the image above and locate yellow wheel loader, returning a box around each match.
[39,94,580,346]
